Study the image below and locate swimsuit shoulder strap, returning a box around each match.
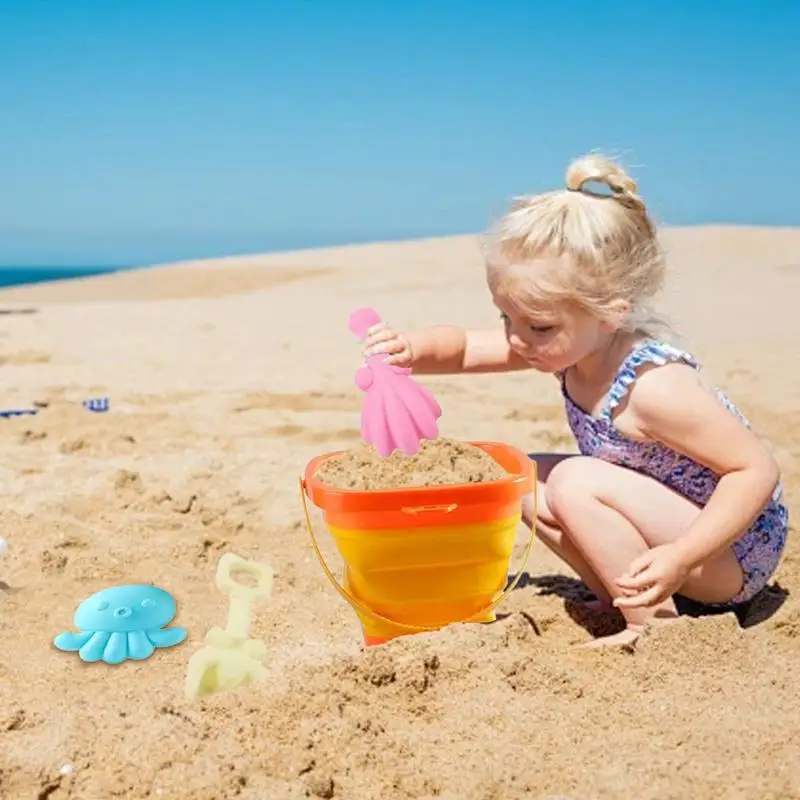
[600,339,700,422]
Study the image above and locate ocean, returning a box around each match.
[0,265,128,290]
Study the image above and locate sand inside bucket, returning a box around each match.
[313,437,510,490]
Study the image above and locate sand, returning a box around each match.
[313,438,509,490]
[0,227,798,799]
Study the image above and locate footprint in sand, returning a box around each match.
[233,391,360,413]
[504,404,565,424]
[264,424,361,445]
[1,708,41,732]
[58,434,137,456]
[0,350,51,366]
[114,469,145,495]
[18,430,47,444]
[40,550,68,575]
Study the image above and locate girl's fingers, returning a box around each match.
[615,571,653,591]
[613,585,662,609]
[364,328,398,348]
[361,324,411,366]
[368,349,411,368]
[624,553,652,578]
[364,338,405,357]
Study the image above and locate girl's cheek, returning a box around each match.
[543,337,562,357]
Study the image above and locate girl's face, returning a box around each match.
[493,291,612,373]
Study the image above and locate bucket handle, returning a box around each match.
[299,478,537,635]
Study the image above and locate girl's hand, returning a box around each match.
[362,322,414,368]
[613,544,690,608]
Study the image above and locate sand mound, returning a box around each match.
[313,438,509,490]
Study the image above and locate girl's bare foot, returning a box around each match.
[580,625,643,649]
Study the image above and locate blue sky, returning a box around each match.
[1,1,798,266]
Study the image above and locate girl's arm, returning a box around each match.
[407,326,533,375]
[628,363,780,569]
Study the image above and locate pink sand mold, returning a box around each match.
[348,307,442,457]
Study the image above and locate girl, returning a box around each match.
[362,153,789,648]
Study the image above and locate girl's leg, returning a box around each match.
[545,457,744,646]
[523,454,613,607]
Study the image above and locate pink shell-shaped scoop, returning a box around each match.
[348,308,442,457]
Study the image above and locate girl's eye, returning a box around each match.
[530,325,554,334]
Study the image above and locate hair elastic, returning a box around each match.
[566,179,621,198]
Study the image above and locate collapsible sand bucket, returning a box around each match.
[300,442,536,646]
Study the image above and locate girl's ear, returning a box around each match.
[600,298,632,332]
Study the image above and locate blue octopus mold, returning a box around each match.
[53,584,187,664]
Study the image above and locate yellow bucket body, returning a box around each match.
[303,442,536,646]
[330,514,521,642]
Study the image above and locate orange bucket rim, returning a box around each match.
[304,440,532,492]
[302,440,534,512]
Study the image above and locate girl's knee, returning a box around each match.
[522,484,557,528]
[545,456,602,516]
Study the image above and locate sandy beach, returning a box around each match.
[0,226,798,799]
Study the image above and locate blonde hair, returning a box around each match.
[484,152,670,337]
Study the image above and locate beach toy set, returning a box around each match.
[51,552,275,700]
[47,305,535,691]
[301,308,537,647]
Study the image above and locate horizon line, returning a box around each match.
[3,222,798,270]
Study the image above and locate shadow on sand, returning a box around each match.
[503,570,790,638]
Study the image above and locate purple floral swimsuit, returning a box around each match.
[561,339,789,605]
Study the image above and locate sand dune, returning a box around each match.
[0,227,798,799]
